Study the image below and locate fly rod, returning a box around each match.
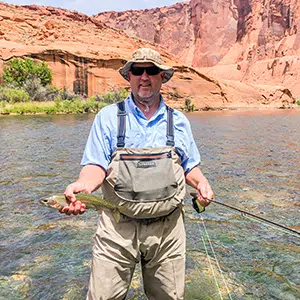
[190,192,300,237]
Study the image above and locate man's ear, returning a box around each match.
[160,71,166,81]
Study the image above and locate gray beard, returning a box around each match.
[133,92,161,112]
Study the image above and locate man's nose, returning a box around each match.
[141,70,149,79]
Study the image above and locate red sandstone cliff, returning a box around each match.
[0,2,296,109]
[96,0,300,99]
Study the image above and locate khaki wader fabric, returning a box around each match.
[87,143,187,299]
[86,207,186,300]
[101,146,186,219]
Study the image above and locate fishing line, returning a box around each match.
[198,221,223,300]
[191,193,300,238]
[198,215,233,300]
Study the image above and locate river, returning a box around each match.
[0,109,299,300]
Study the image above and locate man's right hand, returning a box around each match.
[60,182,87,215]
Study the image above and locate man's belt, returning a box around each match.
[120,207,179,225]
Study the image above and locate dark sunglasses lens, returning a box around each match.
[146,66,161,75]
[131,66,161,76]
[131,67,144,76]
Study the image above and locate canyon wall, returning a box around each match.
[96,0,300,98]
[0,2,296,109]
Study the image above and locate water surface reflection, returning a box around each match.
[1,110,299,299]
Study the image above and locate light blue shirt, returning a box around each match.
[81,94,201,173]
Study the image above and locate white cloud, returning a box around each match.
[2,0,181,15]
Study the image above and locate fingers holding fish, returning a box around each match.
[40,193,117,218]
[64,181,89,202]
[59,200,86,215]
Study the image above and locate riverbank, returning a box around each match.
[0,100,108,115]
[0,100,299,115]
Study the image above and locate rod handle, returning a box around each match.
[191,192,205,213]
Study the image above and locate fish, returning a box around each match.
[40,193,120,222]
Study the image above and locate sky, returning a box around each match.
[3,0,182,16]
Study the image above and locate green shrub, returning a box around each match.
[34,61,52,86]
[2,57,52,87]
[84,99,107,112]
[183,98,195,112]
[23,77,47,101]
[92,88,128,104]
[0,100,7,109]
[0,87,30,103]
[23,78,59,101]
[54,98,107,113]
[45,85,60,101]
[59,88,80,101]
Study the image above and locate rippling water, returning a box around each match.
[1,110,299,300]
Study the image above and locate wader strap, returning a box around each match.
[116,102,175,147]
[117,101,126,148]
[166,106,175,147]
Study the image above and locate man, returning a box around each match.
[62,48,214,300]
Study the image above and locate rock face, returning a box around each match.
[95,3,196,65]
[96,0,300,99]
[0,2,296,109]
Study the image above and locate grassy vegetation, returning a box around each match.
[0,57,128,115]
[0,77,128,115]
[0,99,109,115]
[0,88,128,115]
[0,79,128,115]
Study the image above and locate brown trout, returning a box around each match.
[40,193,120,222]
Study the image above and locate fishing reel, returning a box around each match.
[190,192,205,213]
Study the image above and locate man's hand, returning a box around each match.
[195,179,214,207]
[60,182,87,215]
[185,166,214,207]
[60,165,106,215]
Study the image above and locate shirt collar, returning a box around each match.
[127,93,166,120]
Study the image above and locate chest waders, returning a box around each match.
[101,101,186,220]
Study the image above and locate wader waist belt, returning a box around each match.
[120,206,179,224]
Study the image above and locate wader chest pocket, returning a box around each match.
[114,151,178,202]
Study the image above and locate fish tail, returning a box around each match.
[112,210,120,223]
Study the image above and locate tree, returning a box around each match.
[2,58,52,87]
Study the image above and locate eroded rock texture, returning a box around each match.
[0,1,296,109]
[96,0,300,99]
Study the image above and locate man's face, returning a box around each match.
[128,63,165,100]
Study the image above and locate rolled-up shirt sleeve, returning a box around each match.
[81,110,112,171]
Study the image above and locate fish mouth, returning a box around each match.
[40,198,49,204]
[39,197,53,206]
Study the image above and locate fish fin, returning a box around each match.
[112,210,120,223]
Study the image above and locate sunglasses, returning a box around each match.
[130,66,161,76]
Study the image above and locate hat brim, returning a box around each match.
[119,60,174,83]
